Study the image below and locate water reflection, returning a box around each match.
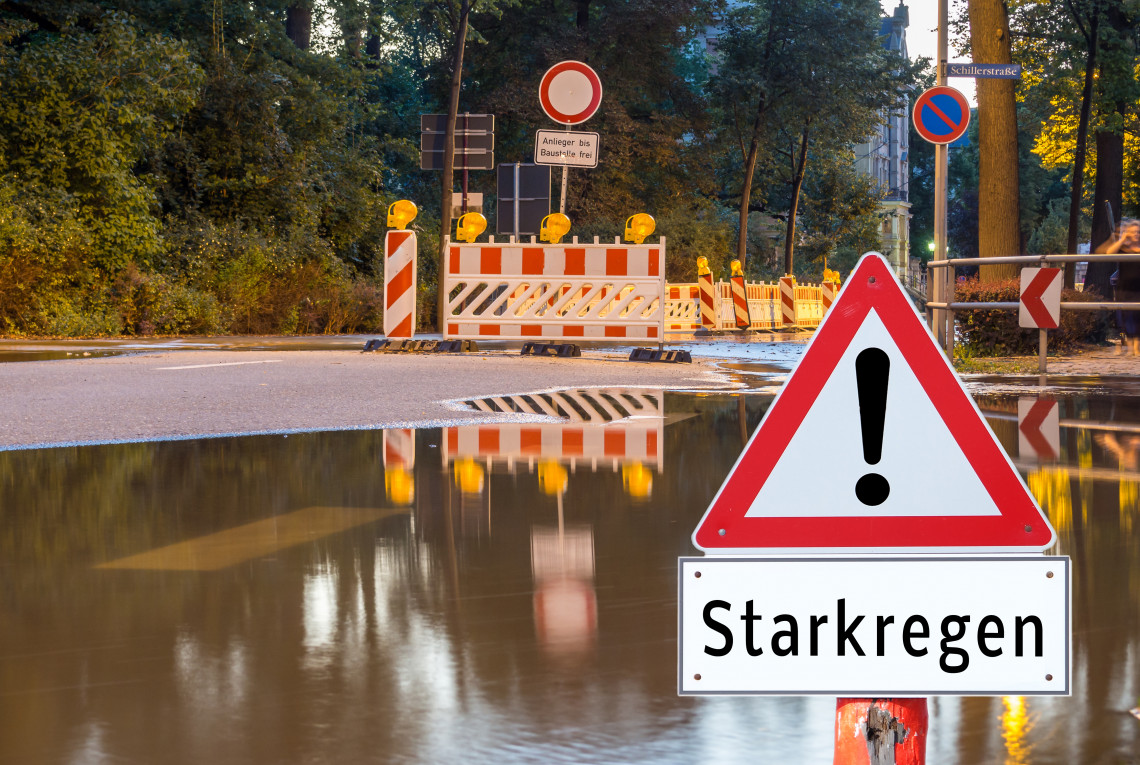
[1,388,1140,762]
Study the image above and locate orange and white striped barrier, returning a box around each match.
[442,236,666,342]
[821,281,839,314]
[794,284,824,328]
[729,260,751,330]
[779,276,797,328]
[746,282,781,329]
[697,257,718,331]
[665,284,701,331]
[384,230,417,339]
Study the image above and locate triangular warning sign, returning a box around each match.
[693,253,1056,554]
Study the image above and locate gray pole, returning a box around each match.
[513,162,521,240]
[932,0,951,355]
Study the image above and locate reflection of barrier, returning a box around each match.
[445,388,665,473]
[383,428,415,505]
[442,236,666,341]
[531,526,597,655]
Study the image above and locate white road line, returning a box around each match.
[156,360,283,371]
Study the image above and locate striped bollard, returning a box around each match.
[821,280,838,315]
[697,256,717,331]
[729,260,751,330]
[384,229,417,339]
[778,275,797,329]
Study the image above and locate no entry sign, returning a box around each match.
[913,86,971,145]
[539,61,603,125]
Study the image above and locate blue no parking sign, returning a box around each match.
[913,86,971,145]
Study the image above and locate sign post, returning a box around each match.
[538,61,603,214]
[679,253,1070,763]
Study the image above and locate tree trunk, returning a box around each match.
[1064,5,1099,287]
[576,0,591,32]
[1085,128,1124,297]
[736,102,766,265]
[286,3,312,50]
[437,0,472,331]
[968,0,1019,281]
[783,127,810,276]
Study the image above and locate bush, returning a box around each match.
[955,277,1108,356]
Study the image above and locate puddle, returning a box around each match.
[1,390,1139,763]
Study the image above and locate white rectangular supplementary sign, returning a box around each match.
[678,557,1070,696]
[534,130,600,168]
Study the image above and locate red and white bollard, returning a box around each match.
[779,275,797,329]
[834,698,927,765]
[697,256,718,331]
[384,229,417,339]
[729,259,751,330]
[822,280,839,315]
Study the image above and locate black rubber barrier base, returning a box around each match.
[520,342,582,358]
[363,339,478,353]
[628,348,692,363]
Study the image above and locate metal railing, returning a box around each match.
[924,252,1140,373]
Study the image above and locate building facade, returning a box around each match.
[853,2,912,275]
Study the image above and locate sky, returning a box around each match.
[888,0,979,106]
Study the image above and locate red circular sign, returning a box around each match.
[539,61,603,125]
[912,86,971,145]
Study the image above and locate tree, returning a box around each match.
[968,0,1020,281]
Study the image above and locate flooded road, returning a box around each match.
[2,378,1140,763]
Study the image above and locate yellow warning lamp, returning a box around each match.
[824,268,841,285]
[385,467,415,506]
[387,200,418,229]
[697,256,712,277]
[540,213,571,244]
[622,462,653,500]
[538,460,568,496]
[730,260,744,278]
[456,212,487,243]
[624,213,656,244]
[454,458,485,495]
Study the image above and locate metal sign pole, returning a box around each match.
[513,162,521,239]
[560,124,570,214]
[932,0,950,355]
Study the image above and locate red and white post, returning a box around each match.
[778,275,797,328]
[821,280,839,315]
[729,259,751,330]
[697,256,718,331]
[384,229,417,339]
[834,698,927,765]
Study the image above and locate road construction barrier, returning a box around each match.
[729,261,751,329]
[779,276,797,327]
[443,388,664,472]
[697,259,717,331]
[442,236,666,342]
[664,279,821,332]
[384,230,417,338]
[664,285,701,331]
[821,281,838,314]
[795,284,824,328]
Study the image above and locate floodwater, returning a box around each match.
[2,380,1139,764]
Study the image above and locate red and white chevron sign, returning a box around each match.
[1018,398,1059,461]
[384,230,417,338]
[1019,267,1062,329]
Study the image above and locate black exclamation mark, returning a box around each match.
[855,347,890,506]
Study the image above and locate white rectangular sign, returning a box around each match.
[535,130,599,168]
[678,556,1070,696]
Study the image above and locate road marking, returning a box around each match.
[156,360,283,370]
[96,506,407,571]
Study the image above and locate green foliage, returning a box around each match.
[954,277,1108,355]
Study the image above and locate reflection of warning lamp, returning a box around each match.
[540,213,571,244]
[697,256,712,277]
[387,200,418,229]
[730,259,744,278]
[538,460,568,496]
[624,213,655,244]
[622,462,653,500]
[456,212,487,243]
[385,467,415,506]
[454,458,485,495]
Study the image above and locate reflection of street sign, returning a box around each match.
[534,130,599,168]
[1018,398,1060,461]
[1019,267,1062,329]
[690,253,1056,555]
[539,61,603,125]
[420,113,494,171]
[947,63,1022,79]
[678,556,1070,696]
[913,86,970,145]
[497,163,551,236]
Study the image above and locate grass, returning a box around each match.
[953,356,1043,375]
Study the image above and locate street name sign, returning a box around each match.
[913,86,971,145]
[539,61,603,125]
[679,557,1070,696]
[691,253,1056,555]
[534,130,600,168]
[1019,267,1062,329]
[947,63,1022,79]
